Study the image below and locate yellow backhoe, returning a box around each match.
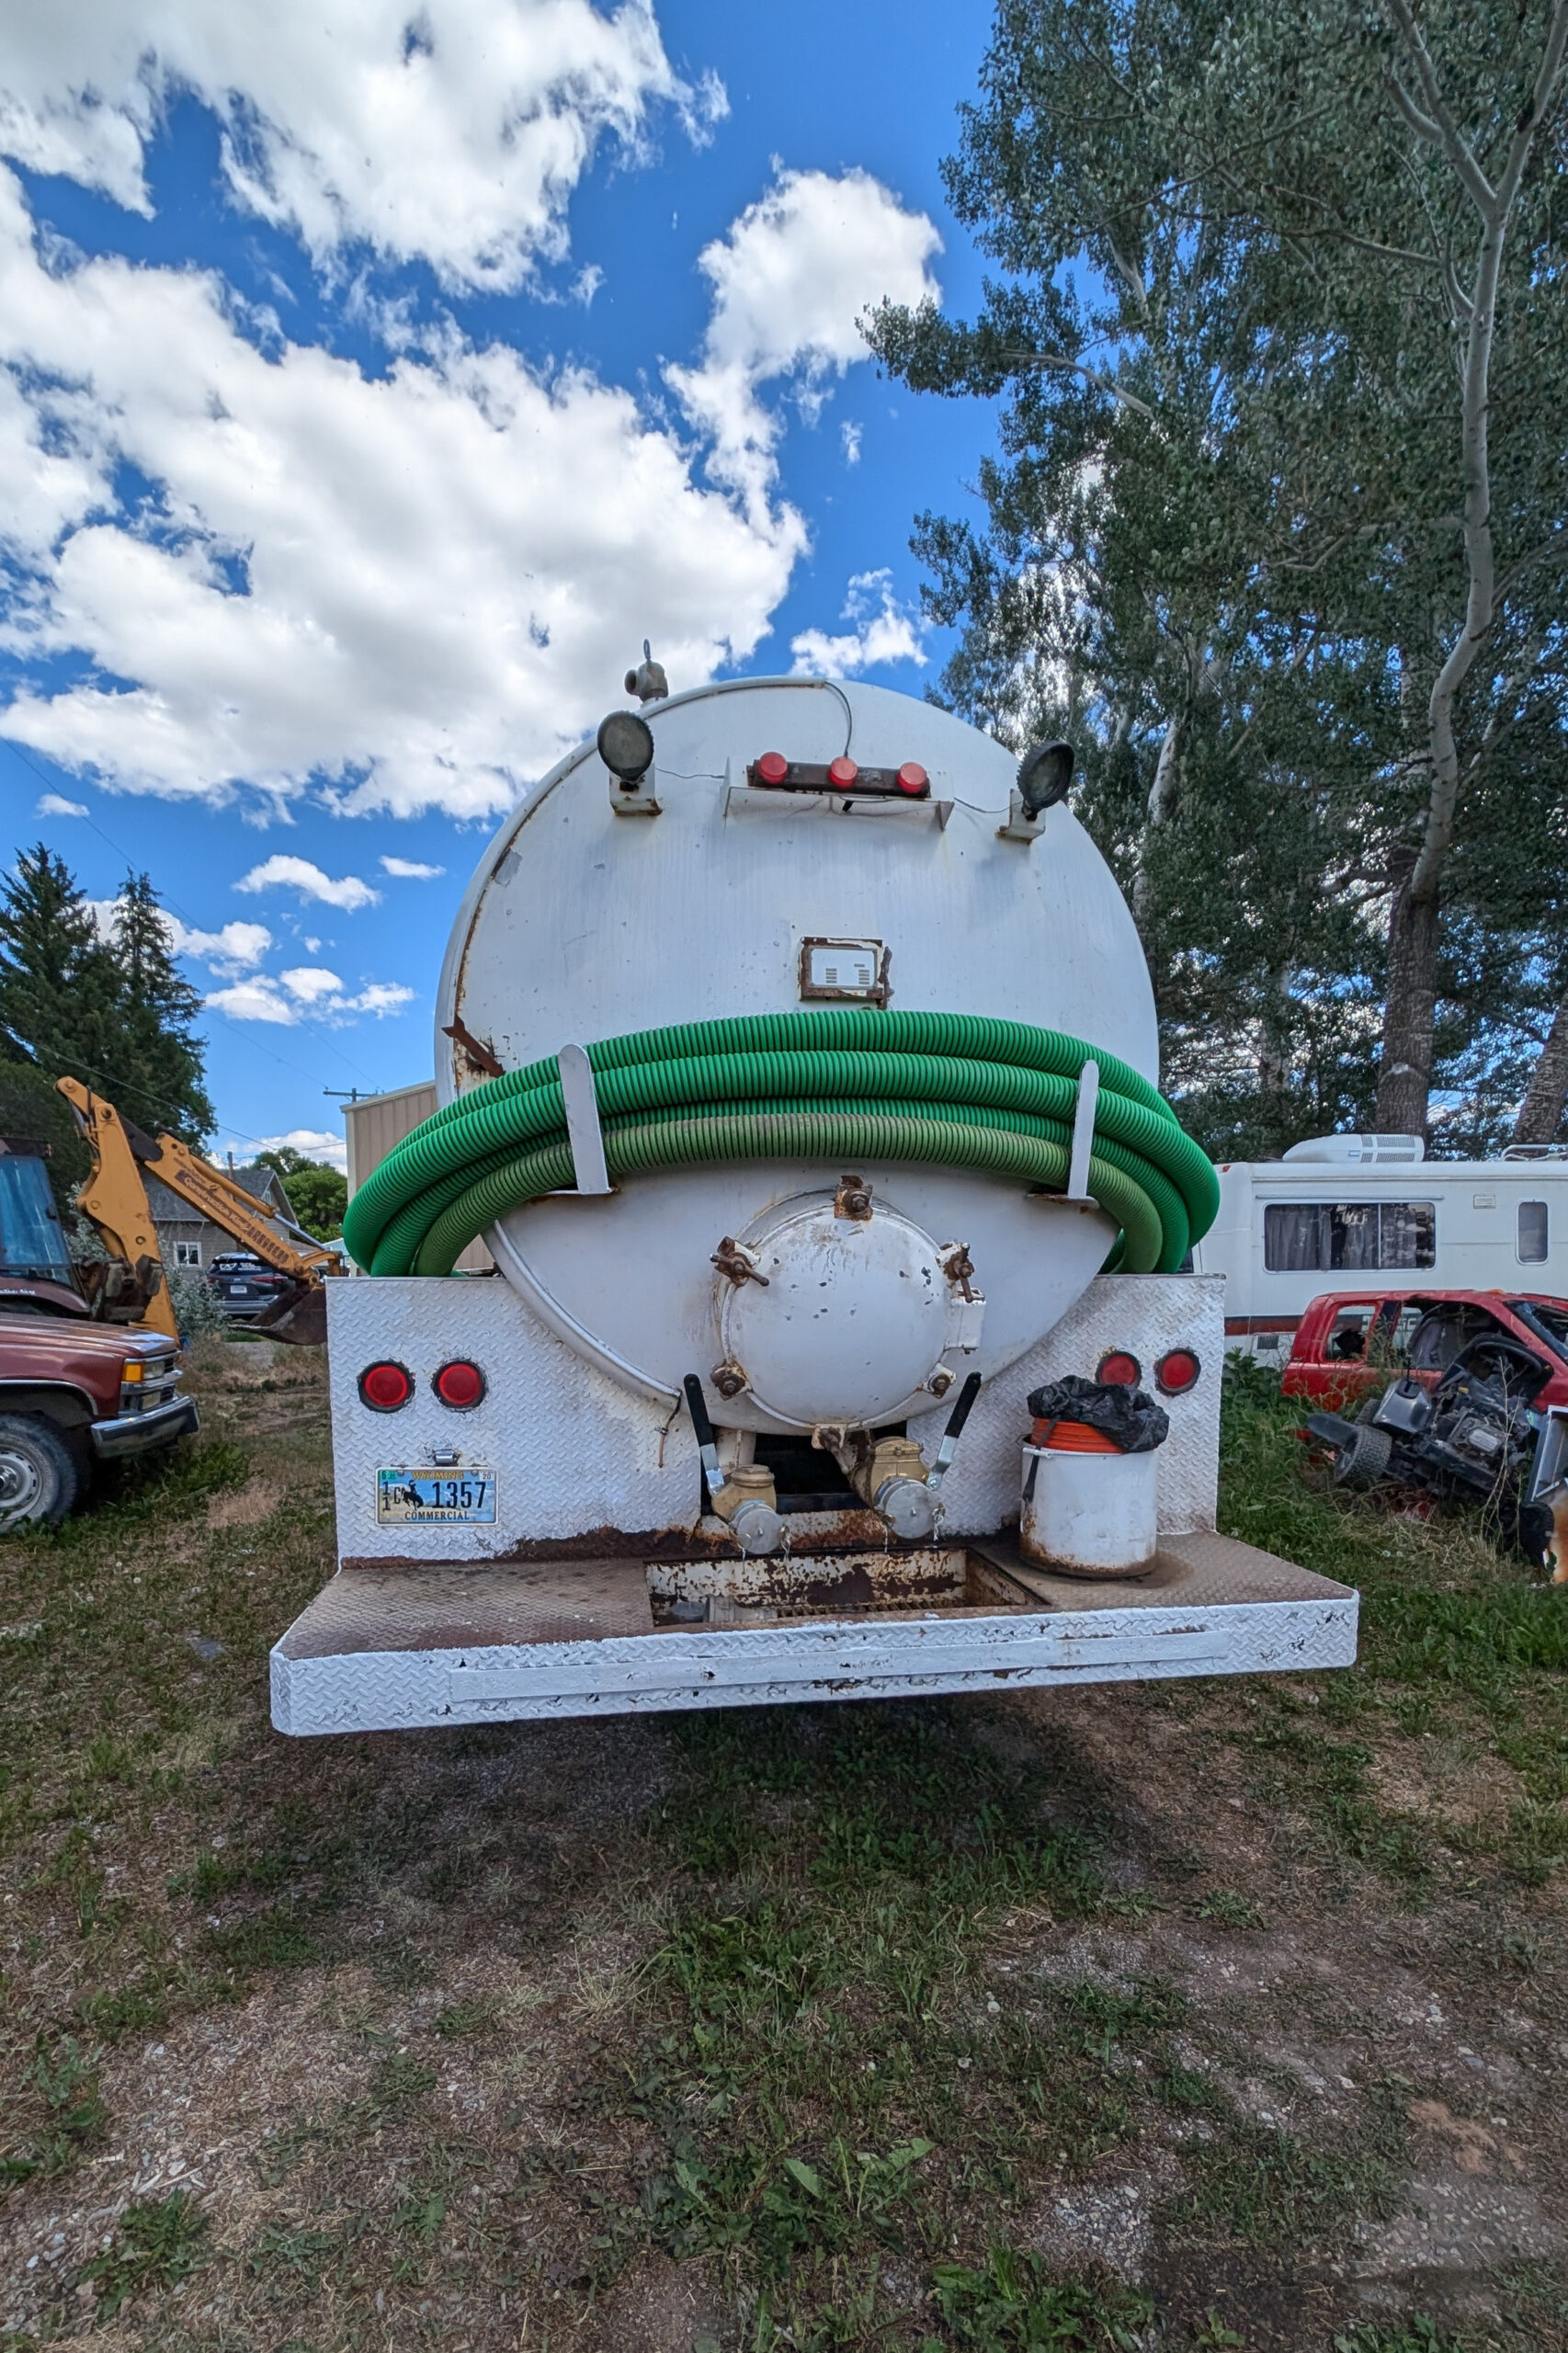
[56,1078,337,1345]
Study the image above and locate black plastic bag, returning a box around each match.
[1026,1373,1170,1453]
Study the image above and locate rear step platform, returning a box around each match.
[270,1532,1357,1733]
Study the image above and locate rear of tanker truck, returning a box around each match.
[269,675,1356,1734]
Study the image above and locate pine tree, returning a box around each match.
[108,871,214,1141]
[0,847,213,1141]
[0,846,125,1099]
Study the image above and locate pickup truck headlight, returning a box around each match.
[119,1355,180,1413]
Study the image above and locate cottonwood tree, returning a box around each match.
[868,0,1568,1146]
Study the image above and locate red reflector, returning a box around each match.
[756,750,789,785]
[433,1358,486,1410]
[1155,1347,1201,1396]
[359,1360,413,1412]
[1096,1349,1142,1389]
[828,755,858,788]
[896,760,928,795]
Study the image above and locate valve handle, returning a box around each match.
[926,1370,983,1496]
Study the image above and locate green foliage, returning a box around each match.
[0,1061,89,1216]
[0,846,212,1141]
[1335,2322,1461,2353]
[926,2244,1153,2349]
[80,2188,210,2315]
[867,0,1568,1150]
[257,1149,347,1240]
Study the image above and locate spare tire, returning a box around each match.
[1334,1422,1393,1491]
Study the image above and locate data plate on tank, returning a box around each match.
[377,1467,497,1525]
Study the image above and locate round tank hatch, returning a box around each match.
[719,1192,948,1428]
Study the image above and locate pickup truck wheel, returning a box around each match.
[0,1415,81,1531]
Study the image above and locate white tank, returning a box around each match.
[436,676,1158,1435]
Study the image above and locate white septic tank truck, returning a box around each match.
[270,676,1357,1734]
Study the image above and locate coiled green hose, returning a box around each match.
[342,1008,1218,1279]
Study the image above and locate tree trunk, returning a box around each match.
[1131,715,1180,923]
[1259,963,1293,1094]
[1376,855,1438,1135]
[1514,992,1568,1145]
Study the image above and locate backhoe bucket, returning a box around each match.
[252,1284,327,1347]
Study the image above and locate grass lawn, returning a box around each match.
[1,1344,1566,2350]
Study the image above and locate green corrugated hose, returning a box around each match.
[341,1008,1219,1279]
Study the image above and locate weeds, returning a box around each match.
[926,2244,1153,2349]
[80,2188,210,2316]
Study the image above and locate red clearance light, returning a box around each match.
[359,1359,413,1412]
[433,1358,486,1411]
[1096,1348,1142,1389]
[756,750,789,785]
[828,755,859,788]
[896,760,928,796]
[1155,1347,1201,1396]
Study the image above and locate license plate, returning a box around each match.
[230,1286,250,1296]
[378,1467,496,1524]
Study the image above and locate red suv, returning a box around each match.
[1280,1289,1568,1412]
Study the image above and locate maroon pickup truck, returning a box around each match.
[1,1145,199,1529]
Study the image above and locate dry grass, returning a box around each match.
[0,1345,1565,2350]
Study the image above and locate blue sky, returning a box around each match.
[0,0,1001,1166]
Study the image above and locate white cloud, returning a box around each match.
[348,981,415,1016]
[205,975,299,1025]
[667,167,941,517]
[206,967,414,1024]
[165,915,274,972]
[222,1126,347,1174]
[35,790,87,816]
[278,964,344,1003]
[0,160,814,817]
[0,0,723,291]
[380,855,446,879]
[791,570,926,677]
[840,420,862,467]
[83,893,273,976]
[234,856,380,910]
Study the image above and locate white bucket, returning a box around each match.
[1020,1443,1159,1575]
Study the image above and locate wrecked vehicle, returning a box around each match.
[1303,1312,1568,1574]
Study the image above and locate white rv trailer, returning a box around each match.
[1191,1133,1568,1360]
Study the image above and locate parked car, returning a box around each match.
[207,1252,295,1318]
[1280,1288,1568,1413]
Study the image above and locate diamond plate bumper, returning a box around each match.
[270,1530,1358,1734]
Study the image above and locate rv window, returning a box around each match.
[1263,1201,1437,1273]
[1517,1200,1548,1264]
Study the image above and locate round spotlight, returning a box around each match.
[597,710,655,784]
[433,1358,486,1410]
[1154,1347,1201,1396]
[359,1359,414,1412]
[828,755,859,788]
[1017,739,1074,817]
[1096,1348,1142,1389]
[756,750,789,785]
[896,761,929,796]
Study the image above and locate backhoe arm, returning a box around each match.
[55,1078,179,1341]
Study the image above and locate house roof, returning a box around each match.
[145,1164,291,1226]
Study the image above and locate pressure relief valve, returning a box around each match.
[684,1375,786,1558]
